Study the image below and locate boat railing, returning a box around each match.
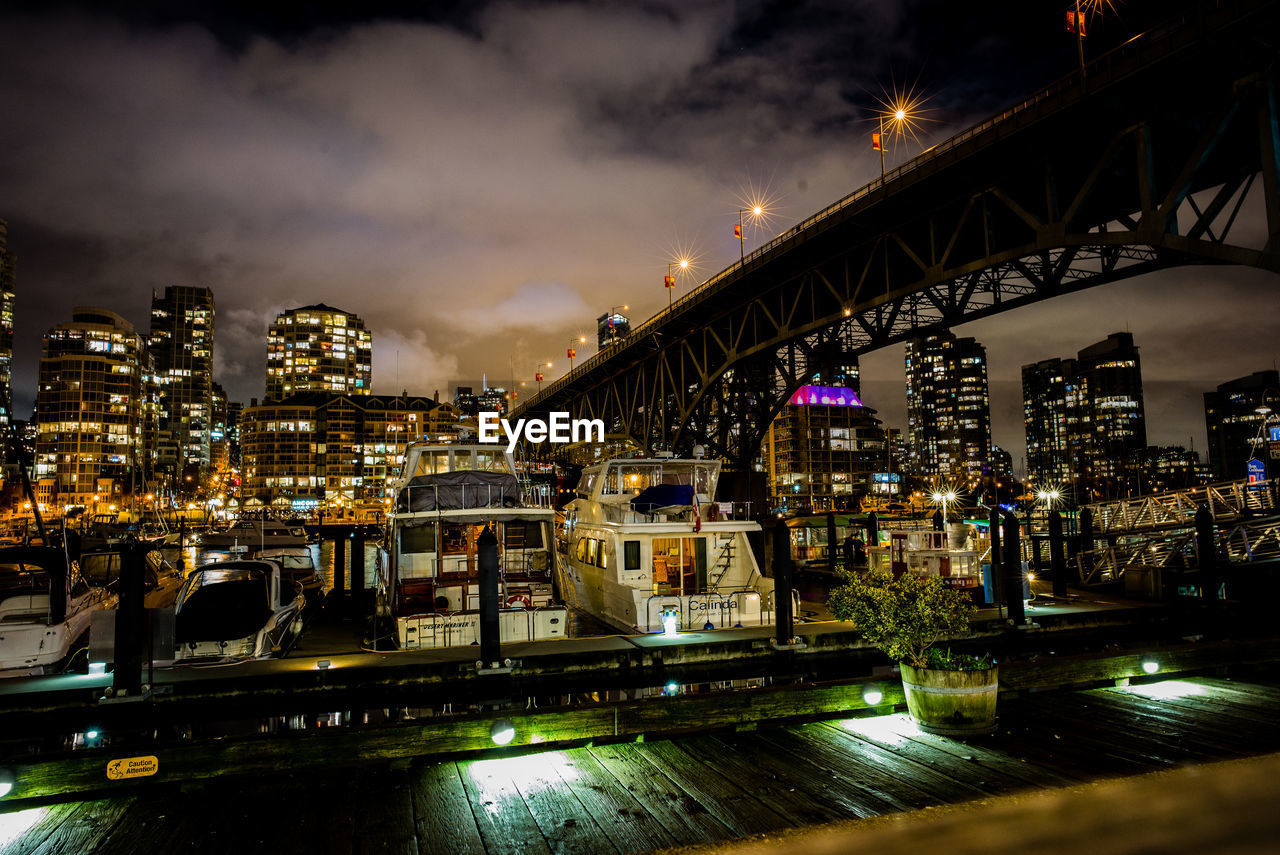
[601,500,754,525]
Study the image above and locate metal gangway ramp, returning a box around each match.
[1087,479,1279,537]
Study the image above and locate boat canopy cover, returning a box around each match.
[630,484,695,514]
[176,563,273,643]
[397,471,522,512]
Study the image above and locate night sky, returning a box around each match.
[1,0,1275,470]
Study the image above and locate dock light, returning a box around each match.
[1142,659,1160,675]
[88,662,106,676]
[490,719,516,746]
[664,682,680,696]
[660,608,679,638]
[0,769,13,799]
[862,683,884,706]
[316,660,331,670]
[703,621,714,631]
[85,729,100,740]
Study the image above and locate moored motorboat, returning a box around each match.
[173,559,305,663]
[378,442,566,649]
[561,456,792,634]
[198,514,308,550]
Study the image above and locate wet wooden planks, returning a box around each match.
[3,677,1278,855]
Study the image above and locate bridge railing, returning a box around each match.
[1086,478,1278,535]
[518,0,1249,417]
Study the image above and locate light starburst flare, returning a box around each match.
[872,81,937,152]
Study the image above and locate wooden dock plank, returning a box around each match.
[0,803,80,855]
[355,766,420,855]
[656,735,845,827]
[1014,695,1212,767]
[554,748,677,854]
[586,742,734,847]
[502,751,619,855]
[458,755,554,855]
[738,726,931,814]
[411,762,486,855]
[623,740,793,838]
[813,715,1063,795]
[1045,691,1252,758]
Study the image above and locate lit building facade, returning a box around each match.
[1204,370,1280,480]
[34,308,158,510]
[1144,446,1212,493]
[149,286,215,473]
[241,394,461,515]
[1022,333,1148,499]
[265,304,372,401]
[597,310,631,349]
[905,333,993,487]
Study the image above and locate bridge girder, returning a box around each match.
[520,1,1280,466]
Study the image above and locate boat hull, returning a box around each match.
[397,607,567,649]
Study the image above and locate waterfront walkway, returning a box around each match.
[2,674,1278,854]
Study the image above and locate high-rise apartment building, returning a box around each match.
[597,310,631,349]
[149,286,215,474]
[1022,333,1147,499]
[1204,370,1280,480]
[0,219,16,429]
[34,308,158,509]
[905,333,993,487]
[265,304,372,400]
[241,393,461,517]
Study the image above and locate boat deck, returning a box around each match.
[3,674,1278,854]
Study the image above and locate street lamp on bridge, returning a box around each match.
[872,82,935,176]
[567,337,586,372]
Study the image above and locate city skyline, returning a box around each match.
[0,0,1276,467]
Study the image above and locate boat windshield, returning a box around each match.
[600,462,716,497]
[412,448,510,477]
[0,563,51,601]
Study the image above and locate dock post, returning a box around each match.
[333,535,347,609]
[350,533,365,613]
[932,509,944,532]
[825,512,838,576]
[1049,511,1068,597]
[865,512,878,552]
[1002,512,1026,625]
[1076,505,1094,558]
[771,518,795,649]
[988,506,1003,606]
[1195,503,1218,610]
[176,517,185,572]
[112,539,147,697]
[478,525,502,668]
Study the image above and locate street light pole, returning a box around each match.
[1076,0,1087,81]
[878,115,885,176]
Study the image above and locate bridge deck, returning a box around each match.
[3,675,1278,854]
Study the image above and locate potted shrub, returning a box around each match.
[829,569,997,736]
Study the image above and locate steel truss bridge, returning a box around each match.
[514,0,1280,465]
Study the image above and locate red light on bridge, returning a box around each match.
[734,224,742,239]
[664,275,675,289]
[567,348,576,359]
[872,132,882,151]
[535,372,543,383]
[1065,11,1087,36]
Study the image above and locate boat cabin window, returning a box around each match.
[575,537,587,562]
[453,450,473,471]
[414,451,450,476]
[400,523,438,554]
[80,553,120,588]
[474,451,507,472]
[575,470,598,498]
[503,522,543,549]
[0,563,51,621]
[624,540,641,571]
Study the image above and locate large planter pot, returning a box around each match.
[899,662,999,737]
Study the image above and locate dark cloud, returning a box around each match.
[0,0,1272,473]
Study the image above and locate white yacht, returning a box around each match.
[378,442,566,649]
[0,546,117,677]
[561,456,789,634]
[198,515,308,550]
[867,529,984,595]
[173,559,305,663]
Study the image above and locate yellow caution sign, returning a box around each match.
[106,755,159,780]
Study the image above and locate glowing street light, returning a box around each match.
[1068,1,1118,80]
[666,259,691,310]
[533,361,552,393]
[872,82,935,176]
[567,336,586,371]
[930,487,958,528]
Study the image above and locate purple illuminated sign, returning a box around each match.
[788,385,863,407]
